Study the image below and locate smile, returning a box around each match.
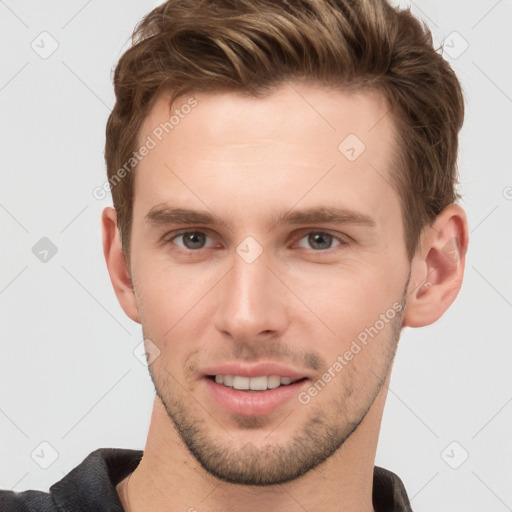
[213,375,301,391]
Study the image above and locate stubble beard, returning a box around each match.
[146,291,407,486]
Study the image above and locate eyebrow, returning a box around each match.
[145,206,217,226]
[145,205,376,229]
[271,207,375,228]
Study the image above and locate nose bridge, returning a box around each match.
[214,250,287,341]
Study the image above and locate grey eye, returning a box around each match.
[298,232,339,250]
[175,232,208,250]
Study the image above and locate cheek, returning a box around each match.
[286,266,405,395]
[136,259,213,319]
[288,262,403,343]
[134,261,226,371]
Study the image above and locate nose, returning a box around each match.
[213,251,290,344]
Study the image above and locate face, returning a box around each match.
[128,82,411,485]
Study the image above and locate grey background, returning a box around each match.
[1,1,511,510]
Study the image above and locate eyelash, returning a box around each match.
[165,229,349,254]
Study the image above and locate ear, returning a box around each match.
[102,207,141,324]
[403,204,469,328]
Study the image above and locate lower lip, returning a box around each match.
[204,378,307,416]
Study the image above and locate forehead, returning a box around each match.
[140,82,394,153]
[133,82,400,227]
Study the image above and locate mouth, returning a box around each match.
[202,364,310,416]
[208,374,306,391]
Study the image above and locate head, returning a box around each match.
[103,0,468,486]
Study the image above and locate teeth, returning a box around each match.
[233,376,250,390]
[214,375,298,390]
[249,376,267,391]
[267,375,281,389]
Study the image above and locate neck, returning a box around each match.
[118,387,388,512]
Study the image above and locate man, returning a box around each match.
[1,0,468,510]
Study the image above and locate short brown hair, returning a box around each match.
[105,0,464,262]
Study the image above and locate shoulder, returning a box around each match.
[0,448,143,512]
[0,489,57,511]
[373,465,413,512]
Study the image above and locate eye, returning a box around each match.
[171,231,214,250]
[295,232,344,251]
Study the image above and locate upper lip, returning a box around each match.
[202,362,311,380]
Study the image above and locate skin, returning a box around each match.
[102,82,468,512]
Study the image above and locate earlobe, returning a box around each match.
[101,207,141,324]
[403,204,469,328]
